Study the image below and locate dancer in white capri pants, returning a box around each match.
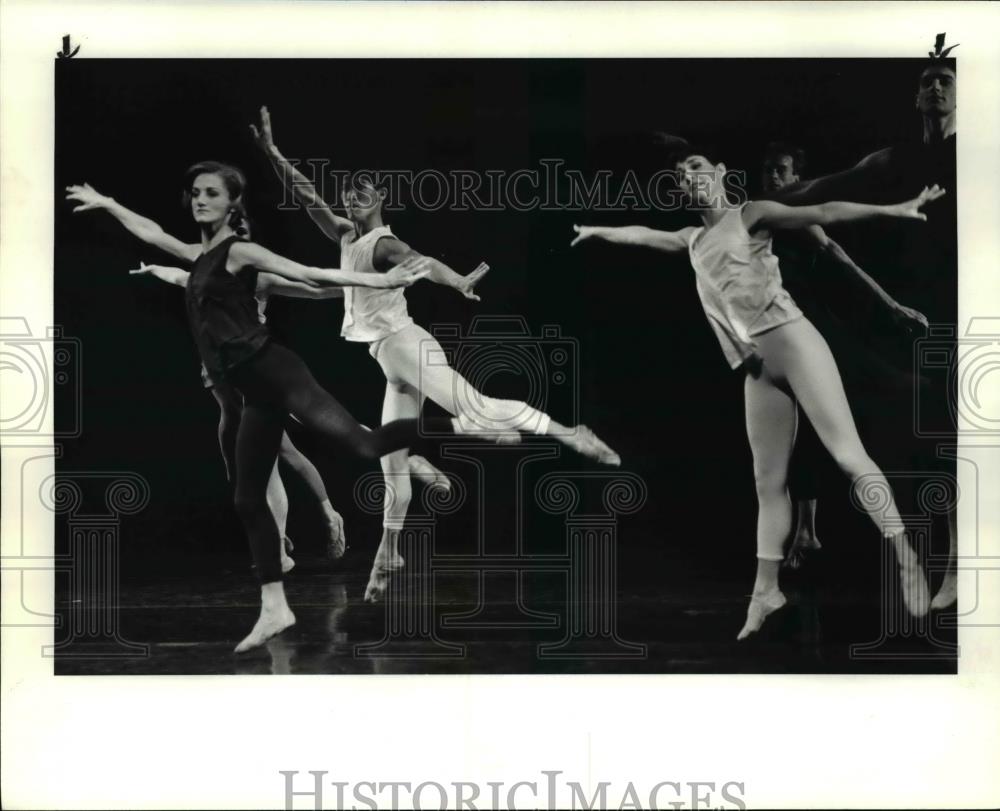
[571,142,939,640]
[251,107,620,601]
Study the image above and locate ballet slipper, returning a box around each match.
[930,572,957,610]
[736,589,788,641]
[234,605,296,654]
[280,553,296,574]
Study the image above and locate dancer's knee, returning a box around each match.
[481,397,549,434]
[354,432,383,461]
[233,488,267,523]
[753,466,788,500]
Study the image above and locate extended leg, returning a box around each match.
[738,367,797,640]
[231,402,296,653]
[264,461,295,574]
[762,320,929,616]
[209,381,243,483]
[278,432,345,560]
[786,414,824,569]
[379,324,619,464]
[365,379,421,604]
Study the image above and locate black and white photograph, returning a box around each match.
[3,2,999,809]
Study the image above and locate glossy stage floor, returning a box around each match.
[54,541,957,676]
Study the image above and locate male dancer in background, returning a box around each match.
[759,142,928,569]
[769,59,957,608]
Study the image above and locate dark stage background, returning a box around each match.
[54,59,954,668]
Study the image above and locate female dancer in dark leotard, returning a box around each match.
[67,161,497,652]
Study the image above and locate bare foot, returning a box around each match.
[324,513,346,562]
[408,454,451,492]
[930,572,957,610]
[783,533,822,570]
[562,425,621,466]
[736,589,788,641]
[364,550,404,604]
[899,560,931,617]
[234,605,296,654]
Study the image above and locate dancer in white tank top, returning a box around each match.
[571,142,943,640]
[252,107,619,601]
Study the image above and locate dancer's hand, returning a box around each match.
[890,302,929,333]
[570,224,598,247]
[891,185,946,221]
[382,256,432,288]
[66,182,112,212]
[456,262,489,301]
[250,105,277,154]
[128,261,156,276]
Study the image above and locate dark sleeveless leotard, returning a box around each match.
[184,235,269,381]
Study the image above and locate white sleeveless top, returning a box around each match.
[687,204,802,369]
[339,225,414,343]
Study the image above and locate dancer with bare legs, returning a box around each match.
[572,145,938,639]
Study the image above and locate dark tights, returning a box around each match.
[228,342,446,583]
[209,381,242,483]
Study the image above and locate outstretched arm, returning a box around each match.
[570,224,696,254]
[256,272,345,300]
[745,185,946,232]
[228,242,430,289]
[66,184,199,263]
[767,147,893,206]
[372,237,488,301]
[250,106,354,243]
[129,262,190,286]
[803,227,928,331]
[128,261,348,301]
